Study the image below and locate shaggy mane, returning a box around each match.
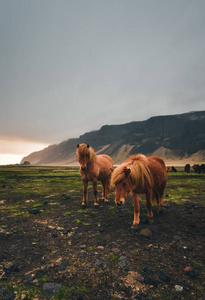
[112,154,152,190]
[77,144,96,162]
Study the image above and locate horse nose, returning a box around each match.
[81,166,87,171]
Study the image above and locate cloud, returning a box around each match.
[0,0,205,149]
[0,137,48,155]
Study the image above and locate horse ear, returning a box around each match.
[87,144,89,148]
[77,144,79,148]
[124,167,131,177]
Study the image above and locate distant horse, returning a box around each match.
[111,154,167,227]
[77,144,113,207]
[193,164,205,174]
[184,164,190,173]
[200,164,205,174]
[172,166,177,172]
[167,166,172,172]
[167,166,177,172]
[193,164,200,173]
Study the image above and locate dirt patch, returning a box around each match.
[0,192,204,299]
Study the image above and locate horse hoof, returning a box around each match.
[94,204,99,208]
[82,205,86,209]
[131,224,138,229]
[131,226,138,233]
[104,199,109,203]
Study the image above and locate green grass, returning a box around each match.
[193,262,203,271]
[0,166,82,198]
[64,211,73,215]
[52,286,72,300]
[165,172,205,204]
[14,283,39,299]
[0,166,204,226]
[108,252,119,262]
[38,275,49,284]
[0,166,204,219]
[87,246,94,251]
[0,166,204,299]
[0,166,83,216]
[75,284,88,294]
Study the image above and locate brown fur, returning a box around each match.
[166,166,172,172]
[184,164,190,173]
[111,154,167,227]
[77,144,113,207]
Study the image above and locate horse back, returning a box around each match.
[96,154,113,177]
[147,156,167,186]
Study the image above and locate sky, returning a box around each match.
[0,0,205,164]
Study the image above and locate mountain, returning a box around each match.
[21,111,205,165]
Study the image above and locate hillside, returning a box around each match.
[21,111,205,165]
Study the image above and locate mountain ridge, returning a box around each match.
[21,111,205,165]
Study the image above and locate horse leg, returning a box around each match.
[146,190,153,218]
[132,193,140,228]
[158,185,165,213]
[101,180,106,201]
[154,190,163,214]
[82,180,88,207]
[104,176,111,202]
[93,178,99,207]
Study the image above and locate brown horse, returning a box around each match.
[111,154,167,227]
[167,166,177,172]
[184,164,191,173]
[77,144,113,207]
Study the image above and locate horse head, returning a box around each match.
[111,166,132,206]
[77,144,90,172]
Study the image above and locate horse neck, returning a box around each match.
[131,159,151,189]
[88,149,96,165]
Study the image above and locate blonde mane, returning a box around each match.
[112,154,152,190]
[77,144,96,163]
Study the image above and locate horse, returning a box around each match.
[111,154,167,228]
[77,144,113,207]
[172,166,177,172]
[167,166,177,172]
[192,164,200,173]
[193,163,205,174]
[166,166,172,172]
[200,164,205,174]
[184,164,190,173]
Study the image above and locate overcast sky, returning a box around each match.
[0,0,205,162]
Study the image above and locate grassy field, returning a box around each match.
[0,165,204,299]
[0,165,204,217]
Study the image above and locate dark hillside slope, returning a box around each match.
[21,111,205,165]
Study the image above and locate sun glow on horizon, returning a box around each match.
[0,154,23,165]
[0,139,49,165]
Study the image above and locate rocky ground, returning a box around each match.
[0,188,204,300]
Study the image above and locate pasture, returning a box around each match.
[0,165,204,299]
